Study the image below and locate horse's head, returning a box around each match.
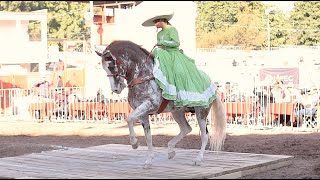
[96,40,154,94]
[95,46,127,94]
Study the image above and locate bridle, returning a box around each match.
[104,46,156,89]
[106,58,127,80]
[103,44,169,114]
[102,49,127,82]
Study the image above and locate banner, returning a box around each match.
[259,68,299,85]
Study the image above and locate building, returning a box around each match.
[90,1,197,58]
[0,9,48,75]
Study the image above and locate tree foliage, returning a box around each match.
[1,1,320,49]
[196,1,320,48]
[290,1,320,46]
[196,1,271,49]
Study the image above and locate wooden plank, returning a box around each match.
[0,144,293,179]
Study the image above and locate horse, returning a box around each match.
[95,40,226,169]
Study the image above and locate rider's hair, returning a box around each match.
[153,18,171,25]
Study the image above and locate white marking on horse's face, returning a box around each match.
[101,57,126,94]
[112,76,126,94]
[101,60,116,91]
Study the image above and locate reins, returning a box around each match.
[107,45,157,89]
[125,46,156,88]
[144,45,156,63]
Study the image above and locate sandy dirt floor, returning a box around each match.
[0,120,320,179]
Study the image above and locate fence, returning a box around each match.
[1,86,319,130]
[0,87,196,125]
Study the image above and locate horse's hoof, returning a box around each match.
[168,151,176,159]
[143,163,152,169]
[192,159,202,166]
[131,142,139,149]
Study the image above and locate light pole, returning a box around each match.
[90,1,95,54]
[265,8,276,51]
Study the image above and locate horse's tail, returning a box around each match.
[209,94,226,151]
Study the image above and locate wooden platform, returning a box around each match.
[0,144,293,179]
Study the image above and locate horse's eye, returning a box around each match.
[105,57,112,61]
[108,66,114,71]
[115,74,120,80]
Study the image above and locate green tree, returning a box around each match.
[227,10,266,49]
[195,1,298,48]
[196,1,269,49]
[290,1,320,46]
[267,10,292,47]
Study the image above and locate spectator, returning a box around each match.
[35,76,52,98]
[271,79,292,126]
[230,83,246,102]
[57,76,63,89]
[286,82,302,103]
[53,59,65,78]
[56,59,65,72]
[214,81,223,101]
[221,82,232,102]
[295,89,319,126]
[95,88,106,103]
[271,80,290,103]
[214,81,221,89]
[253,84,274,115]
[68,86,81,102]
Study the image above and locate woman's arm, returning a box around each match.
[158,27,180,48]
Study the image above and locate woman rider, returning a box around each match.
[142,12,217,107]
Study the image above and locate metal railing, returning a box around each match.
[1,86,319,130]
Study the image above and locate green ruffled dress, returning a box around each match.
[152,25,217,107]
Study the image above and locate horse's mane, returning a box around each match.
[108,40,154,62]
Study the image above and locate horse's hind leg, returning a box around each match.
[168,111,192,159]
[193,106,211,166]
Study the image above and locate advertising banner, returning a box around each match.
[259,68,299,85]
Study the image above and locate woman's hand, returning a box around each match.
[155,43,162,47]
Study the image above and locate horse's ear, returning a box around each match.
[95,51,102,57]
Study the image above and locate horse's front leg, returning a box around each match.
[127,119,139,149]
[126,101,155,168]
[140,115,154,169]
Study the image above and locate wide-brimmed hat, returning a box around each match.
[142,12,174,27]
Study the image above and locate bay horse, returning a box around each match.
[95,40,226,168]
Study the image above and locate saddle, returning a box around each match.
[156,99,195,114]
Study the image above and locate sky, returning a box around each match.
[263,1,295,14]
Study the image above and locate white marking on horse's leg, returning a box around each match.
[193,108,210,166]
[168,111,192,159]
[127,102,152,149]
[127,101,156,167]
[193,118,208,166]
[127,120,138,149]
[140,116,154,169]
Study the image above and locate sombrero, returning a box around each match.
[142,12,174,27]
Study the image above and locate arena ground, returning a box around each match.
[0,121,319,179]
